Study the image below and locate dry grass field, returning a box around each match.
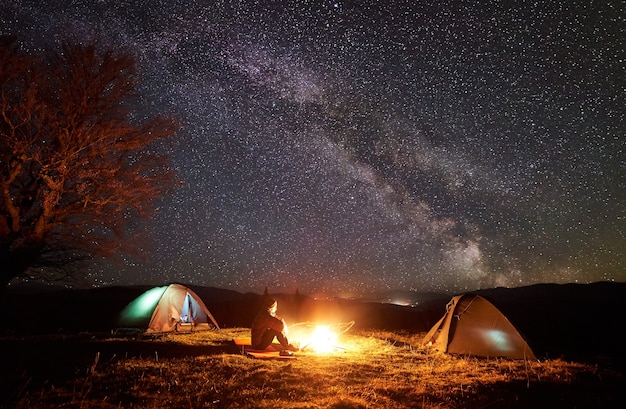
[2,327,624,409]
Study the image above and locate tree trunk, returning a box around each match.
[0,246,41,288]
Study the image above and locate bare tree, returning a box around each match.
[0,37,179,287]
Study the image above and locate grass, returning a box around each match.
[3,328,625,408]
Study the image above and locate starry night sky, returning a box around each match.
[2,0,624,296]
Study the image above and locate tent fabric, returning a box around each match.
[118,283,220,332]
[423,294,535,360]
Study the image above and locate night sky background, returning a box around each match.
[2,0,624,297]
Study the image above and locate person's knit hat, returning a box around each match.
[263,297,277,310]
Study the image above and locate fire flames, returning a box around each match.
[290,321,354,353]
[305,325,338,353]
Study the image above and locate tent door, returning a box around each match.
[181,293,193,324]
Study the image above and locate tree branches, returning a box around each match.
[0,37,179,286]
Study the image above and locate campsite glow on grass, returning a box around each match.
[8,328,621,409]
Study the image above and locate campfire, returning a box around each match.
[289,321,355,353]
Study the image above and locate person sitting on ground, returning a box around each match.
[251,297,299,354]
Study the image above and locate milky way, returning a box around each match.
[2,0,624,295]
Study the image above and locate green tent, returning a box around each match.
[118,283,220,332]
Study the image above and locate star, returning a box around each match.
[3,0,624,295]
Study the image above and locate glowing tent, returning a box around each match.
[117,283,220,332]
[423,294,535,360]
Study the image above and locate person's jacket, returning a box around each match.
[251,310,284,346]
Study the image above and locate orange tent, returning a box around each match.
[423,294,535,360]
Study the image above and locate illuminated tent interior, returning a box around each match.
[423,294,536,360]
[117,283,220,332]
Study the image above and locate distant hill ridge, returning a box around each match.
[2,281,624,366]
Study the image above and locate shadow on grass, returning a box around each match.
[456,376,626,409]
[0,334,238,405]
